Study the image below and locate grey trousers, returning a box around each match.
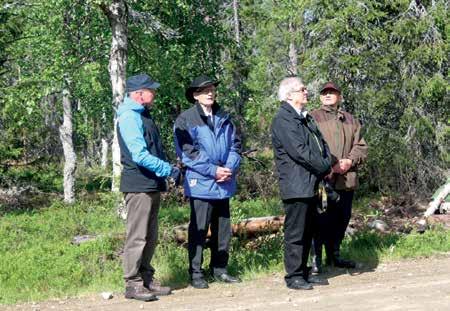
[123,192,160,285]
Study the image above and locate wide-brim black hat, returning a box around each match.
[185,75,220,103]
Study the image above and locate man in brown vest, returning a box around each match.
[310,81,368,272]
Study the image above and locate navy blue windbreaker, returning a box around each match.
[174,103,241,199]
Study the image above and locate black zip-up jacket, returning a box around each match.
[271,102,332,200]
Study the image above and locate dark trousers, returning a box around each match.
[283,197,315,284]
[313,190,354,260]
[188,198,231,280]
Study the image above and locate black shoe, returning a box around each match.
[125,284,158,301]
[305,275,329,286]
[213,273,241,283]
[333,257,356,268]
[287,279,313,290]
[191,278,209,289]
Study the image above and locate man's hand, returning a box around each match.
[339,159,352,174]
[331,162,342,174]
[215,167,232,183]
[169,166,182,186]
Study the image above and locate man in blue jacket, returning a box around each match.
[174,75,241,289]
[117,74,180,301]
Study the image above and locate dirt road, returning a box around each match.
[4,255,450,311]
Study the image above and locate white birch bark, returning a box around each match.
[100,137,109,168]
[288,22,298,76]
[233,0,240,44]
[102,0,128,192]
[59,88,76,204]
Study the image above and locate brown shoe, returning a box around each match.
[144,279,172,296]
[125,284,157,301]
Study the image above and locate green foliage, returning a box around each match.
[0,165,63,192]
[1,0,448,197]
[390,227,450,258]
[76,166,112,192]
[239,0,448,195]
[0,194,123,304]
[230,197,282,223]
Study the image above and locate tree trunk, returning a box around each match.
[101,137,109,168]
[59,88,76,204]
[288,21,298,75]
[102,0,128,192]
[230,0,247,145]
[233,0,240,45]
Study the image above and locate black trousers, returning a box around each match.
[188,198,231,280]
[283,197,316,284]
[313,190,354,259]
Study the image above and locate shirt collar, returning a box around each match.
[289,102,307,117]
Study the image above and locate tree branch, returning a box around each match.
[128,9,179,39]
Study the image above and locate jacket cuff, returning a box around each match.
[209,165,218,178]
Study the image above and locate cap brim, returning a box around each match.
[146,81,160,90]
[126,82,160,92]
[320,87,340,94]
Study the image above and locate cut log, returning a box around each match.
[232,216,285,237]
[173,216,285,244]
[424,182,450,217]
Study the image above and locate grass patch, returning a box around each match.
[1,194,450,304]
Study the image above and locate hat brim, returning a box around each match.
[320,86,340,94]
[185,81,220,103]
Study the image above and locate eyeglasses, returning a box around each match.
[291,86,307,93]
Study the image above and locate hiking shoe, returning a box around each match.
[125,284,157,301]
[144,279,172,296]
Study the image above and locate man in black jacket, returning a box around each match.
[271,76,332,290]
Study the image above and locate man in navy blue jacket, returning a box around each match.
[174,75,241,289]
[117,74,180,301]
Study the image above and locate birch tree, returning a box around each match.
[59,84,76,203]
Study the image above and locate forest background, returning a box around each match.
[0,0,448,305]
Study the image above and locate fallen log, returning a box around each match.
[173,215,285,244]
[424,181,450,217]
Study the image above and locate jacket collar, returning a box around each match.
[281,101,310,121]
[320,105,345,120]
[195,102,226,119]
[117,96,145,117]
